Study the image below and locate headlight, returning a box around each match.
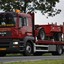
[13,42,18,45]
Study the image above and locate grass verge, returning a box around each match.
[0,59,64,64]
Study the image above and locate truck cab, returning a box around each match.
[0,12,32,38]
[0,12,33,56]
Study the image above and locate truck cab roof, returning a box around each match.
[0,12,31,18]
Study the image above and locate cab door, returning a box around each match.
[18,16,32,37]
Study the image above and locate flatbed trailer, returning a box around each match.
[33,40,64,55]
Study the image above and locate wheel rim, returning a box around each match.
[26,45,31,53]
[58,48,62,54]
[58,34,62,41]
[40,30,45,40]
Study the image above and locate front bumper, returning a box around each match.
[7,46,20,53]
[0,39,24,53]
[0,45,20,53]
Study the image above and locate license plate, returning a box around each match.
[0,48,6,51]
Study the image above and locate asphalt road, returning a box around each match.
[0,56,64,63]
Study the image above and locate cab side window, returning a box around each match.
[19,17,28,27]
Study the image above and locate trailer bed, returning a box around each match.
[35,40,64,45]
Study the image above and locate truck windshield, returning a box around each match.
[0,13,16,27]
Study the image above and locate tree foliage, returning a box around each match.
[0,0,61,17]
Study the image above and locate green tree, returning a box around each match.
[0,0,61,16]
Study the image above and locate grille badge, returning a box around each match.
[0,32,6,36]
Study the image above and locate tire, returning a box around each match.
[52,45,63,55]
[23,42,33,56]
[53,33,62,41]
[56,45,63,55]
[37,29,45,40]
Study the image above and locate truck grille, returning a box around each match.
[0,31,11,36]
[0,42,9,48]
[0,39,12,48]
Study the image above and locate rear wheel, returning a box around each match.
[56,45,63,55]
[23,42,33,56]
[37,29,45,40]
[52,45,63,55]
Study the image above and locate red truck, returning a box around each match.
[0,12,64,56]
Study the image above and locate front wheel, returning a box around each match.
[23,42,33,56]
[37,29,45,40]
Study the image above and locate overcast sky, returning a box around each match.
[35,0,64,25]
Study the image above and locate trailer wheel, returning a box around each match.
[38,29,45,40]
[54,33,62,41]
[56,45,63,55]
[52,45,63,55]
[23,42,33,56]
